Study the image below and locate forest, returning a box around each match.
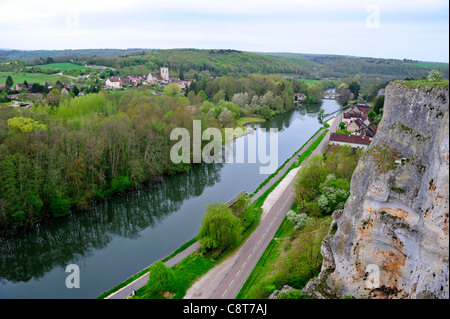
[0,89,216,234]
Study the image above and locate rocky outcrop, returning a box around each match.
[303,81,449,299]
[268,285,297,299]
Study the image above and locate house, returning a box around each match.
[105,76,123,89]
[184,79,193,87]
[147,72,163,84]
[171,80,186,90]
[329,133,371,149]
[364,126,376,138]
[346,119,366,135]
[343,111,363,124]
[147,67,169,84]
[294,93,306,101]
[353,100,370,107]
[15,83,27,91]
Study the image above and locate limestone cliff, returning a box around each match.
[303,81,449,299]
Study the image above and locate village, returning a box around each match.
[3,66,193,104]
[2,65,380,150]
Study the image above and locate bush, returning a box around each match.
[286,210,311,230]
[428,70,443,82]
[198,203,243,251]
[111,176,130,194]
[50,197,72,217]
[147,261,177,295]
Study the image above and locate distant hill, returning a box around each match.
[255,52,449,82]
[0,48,150,62]
[1,48,448,81]
[77,48,312,77]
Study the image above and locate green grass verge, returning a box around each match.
[237,116,265,126]
[96,237,197,299]
[250,127,325,197]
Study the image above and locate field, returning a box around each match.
[39,62,87,71]
[0,71,61,85]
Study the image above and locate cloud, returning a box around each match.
[0,0,448,62]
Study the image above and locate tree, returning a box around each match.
[271,95,284,113]
[230,193,250,218]
[164,84,181,97]
[179,69,185,81]
[294,155,327,202]
[286,210,311,230]
[7,117,47,133]
[349,80,360,98]
[317,174,350,215]
[307,83,323,104]
[428,70,443,82]
[47,88,62,106]
[147,261,177,294]
[73,85,80,96]
[260,105,273,120]
[197,90,207,100]
[198,203,243,251]
[218,108,234,127]
[5,76,13,90]
[373,95,384,114]
[338,121,346,129]
[367,110,376,121]
[213,89,226,103]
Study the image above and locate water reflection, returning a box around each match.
[0,161,223,283]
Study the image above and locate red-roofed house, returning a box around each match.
[329,133,371,149]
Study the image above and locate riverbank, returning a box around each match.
[100,125,329,299]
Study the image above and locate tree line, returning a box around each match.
[0,89,222,234]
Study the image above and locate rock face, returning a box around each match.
[304,82,449,299]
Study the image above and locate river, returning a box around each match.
[0,97,341,299]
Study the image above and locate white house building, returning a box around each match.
[147,67,169,84]
[105,76,123,89]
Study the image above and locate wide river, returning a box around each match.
[0,97,340,299]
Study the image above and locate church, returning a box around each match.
[147,67,169,84]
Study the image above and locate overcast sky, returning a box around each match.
[1,0,448,62]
